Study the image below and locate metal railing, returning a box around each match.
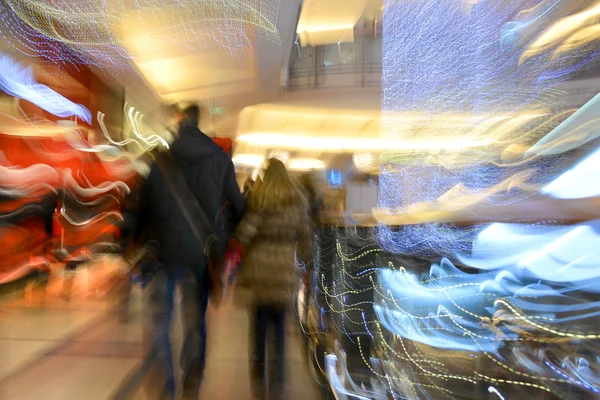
[288,38,382,90]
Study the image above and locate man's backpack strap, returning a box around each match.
[155,151,215,256]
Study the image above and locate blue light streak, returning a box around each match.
[500,0,563,52]
[0,52,92,124]
[541,146,600,199]
[376,253,600,395]
[528,93,600,157]
[463,219,600,284]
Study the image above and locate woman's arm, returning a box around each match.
[234,210,262,246]
[296,206,314,269]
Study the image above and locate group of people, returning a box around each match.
[130,105,316,400]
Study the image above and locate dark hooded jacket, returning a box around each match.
[134,124,244,270]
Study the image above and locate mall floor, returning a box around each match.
[0,258,324,400]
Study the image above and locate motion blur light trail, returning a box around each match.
[124,105,170,151]
[368,1,600,398]
[0,77,165,283]
[379,0,600,256]
[308,228,600,398]
[0,162,59,198]
[461,219,600,283]
[0,51,92,124]
[0,1,96,71]
[381,0,575,122]
[519,1,600,65]
[1,0,282,70]
[374,255,600,397]
[527,92,600,157]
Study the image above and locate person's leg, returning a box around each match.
[270,306,286,389]
[60,261,79,301]
[117,271,133,322]
[197,275,209,370]
[143,269,176,400]
[250,305,269,396]
[179,268,209,399]
[31,266,51,304]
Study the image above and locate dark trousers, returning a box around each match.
[145,265,209,399]
[65,261,80,271]
[60,261,84,301]
[250,305,286,386]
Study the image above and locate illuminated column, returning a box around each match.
[378,0,561,209]
[377,0,559,255]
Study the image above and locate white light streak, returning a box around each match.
[0,51,92,123]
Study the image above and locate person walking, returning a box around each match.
[243,176,256,201]
[233,158,312,400]
[299,172,323,222]
[134,104,244,400]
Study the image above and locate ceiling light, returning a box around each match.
[237,132,492,152]
[353,152,378,173]
[232,153,264,167]
[233,153,325,171]
[267,150,290,164]
[288,158,326,171]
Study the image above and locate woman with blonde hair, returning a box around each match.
[233,158,311,399]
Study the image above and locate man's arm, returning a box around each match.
[222,157,245,227]
[131,165,156,242]
[41,191,59,236]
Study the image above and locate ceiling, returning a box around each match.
[233,89,549,155]
[233,89,379,172]
[297,0,383,46]
[4,0,598,154]
[95,0,384,110]
[0,0,301,121]
[0,0,385,135]
[114,0,301,111]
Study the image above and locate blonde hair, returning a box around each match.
[248,158,307,212]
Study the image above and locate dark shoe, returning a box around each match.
[251,379,266,400]
[270,379,287,400]
[251,363,265,382]
[59,288,71,302]
[158,383,175,400]
[180,374,201,400]
[118,308,130,323]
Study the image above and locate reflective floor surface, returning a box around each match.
[0,258,323,400]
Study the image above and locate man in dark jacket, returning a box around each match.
[136,105,244,400]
